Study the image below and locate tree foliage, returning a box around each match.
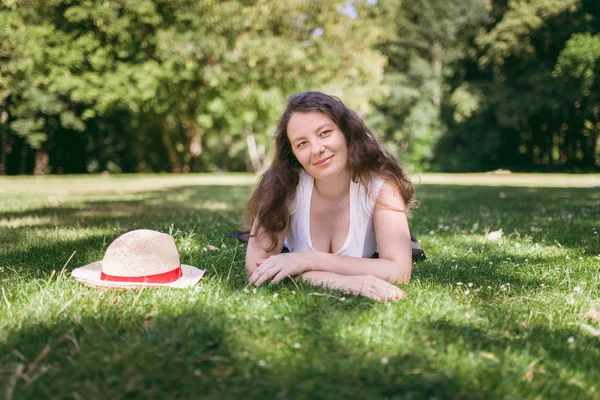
[435,0,600,171]
[1,0,598,174]
[0,0,385,174]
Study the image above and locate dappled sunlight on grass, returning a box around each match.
[0,174,599,398]
[0,173,258,195]
[418,173,600,187]
[0,215,58,229]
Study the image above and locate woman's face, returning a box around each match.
[286,111,349,181]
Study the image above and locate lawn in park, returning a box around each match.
[0,173,599,399]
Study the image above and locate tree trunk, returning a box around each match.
[0,98,7,175]
[33,148,49,175]
[159,115,182,173]
[181,118,203,173]
[0,129,6,176]
[431,40,443,116]
[246,134,261,172]
[586,128,598,169]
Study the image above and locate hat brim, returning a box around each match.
[71,261,205,289]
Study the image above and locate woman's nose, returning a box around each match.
[311,142,325,155]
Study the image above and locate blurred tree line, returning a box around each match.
[1,0,599,175]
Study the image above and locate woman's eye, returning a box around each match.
[319,130,331,137]
[297,141,307,148]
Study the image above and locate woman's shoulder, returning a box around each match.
[354,172,385,215]
[356,172,386,193]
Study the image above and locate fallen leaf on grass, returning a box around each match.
[141,320,155,330]
[579,323,600,337]
[205,245,219,251]
[584,307,600,324]
[486,229,503,242]
[479,351,499,361]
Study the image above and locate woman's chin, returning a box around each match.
[307,164,347,181]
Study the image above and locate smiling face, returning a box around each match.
[286,111,349,181]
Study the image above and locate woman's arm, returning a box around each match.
[245,218,288,276]
[248,181,413,286]
[300,271,407,301]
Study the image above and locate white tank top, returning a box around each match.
[285,170,385,258]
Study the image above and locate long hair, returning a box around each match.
[245,91,416,251]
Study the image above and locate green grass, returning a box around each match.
[1,173,599,399]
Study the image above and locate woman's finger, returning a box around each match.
[250,259,272,284]
[372,282,404,302]
[248,272,259,285]
[270,270,289,285]
[254,266,279,286]
[250,265,269,284]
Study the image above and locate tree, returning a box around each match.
[437,0,600,171]
[364,0,488,170]
[0,0,386,174]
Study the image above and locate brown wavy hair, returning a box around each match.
[245,91,416,251]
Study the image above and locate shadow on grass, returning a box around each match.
[0,185,253,279]
[1,182,599,398]
[0,303,464,400]
[2,291,596,399]
[2,184,598,291]
[0,184,252,231]
[2,183,598,252]
[425,317,599,392]
[412,185,599,254]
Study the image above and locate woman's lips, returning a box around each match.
[313,155,334,166]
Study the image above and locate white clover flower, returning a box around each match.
[380,357,389,365]
[568,337,575,344]
[456,282,463,286]
[258,359,267,367]
[464,290,470,295]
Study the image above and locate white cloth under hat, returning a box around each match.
[71,229,205,288]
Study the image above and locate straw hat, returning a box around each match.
[71,229,205,289]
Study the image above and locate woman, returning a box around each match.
[245,91,417,302]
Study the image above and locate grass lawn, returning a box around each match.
[1,173,599,399]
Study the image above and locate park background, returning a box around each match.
[1,0,600,176]
[1,1,600,399]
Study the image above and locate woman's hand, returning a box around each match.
[341,274,407,302]
[249,253,309,286]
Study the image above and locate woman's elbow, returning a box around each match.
[393,273,411,285]
[245,254,258,277]
[391,262,412,285]
[245,263,255,278]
